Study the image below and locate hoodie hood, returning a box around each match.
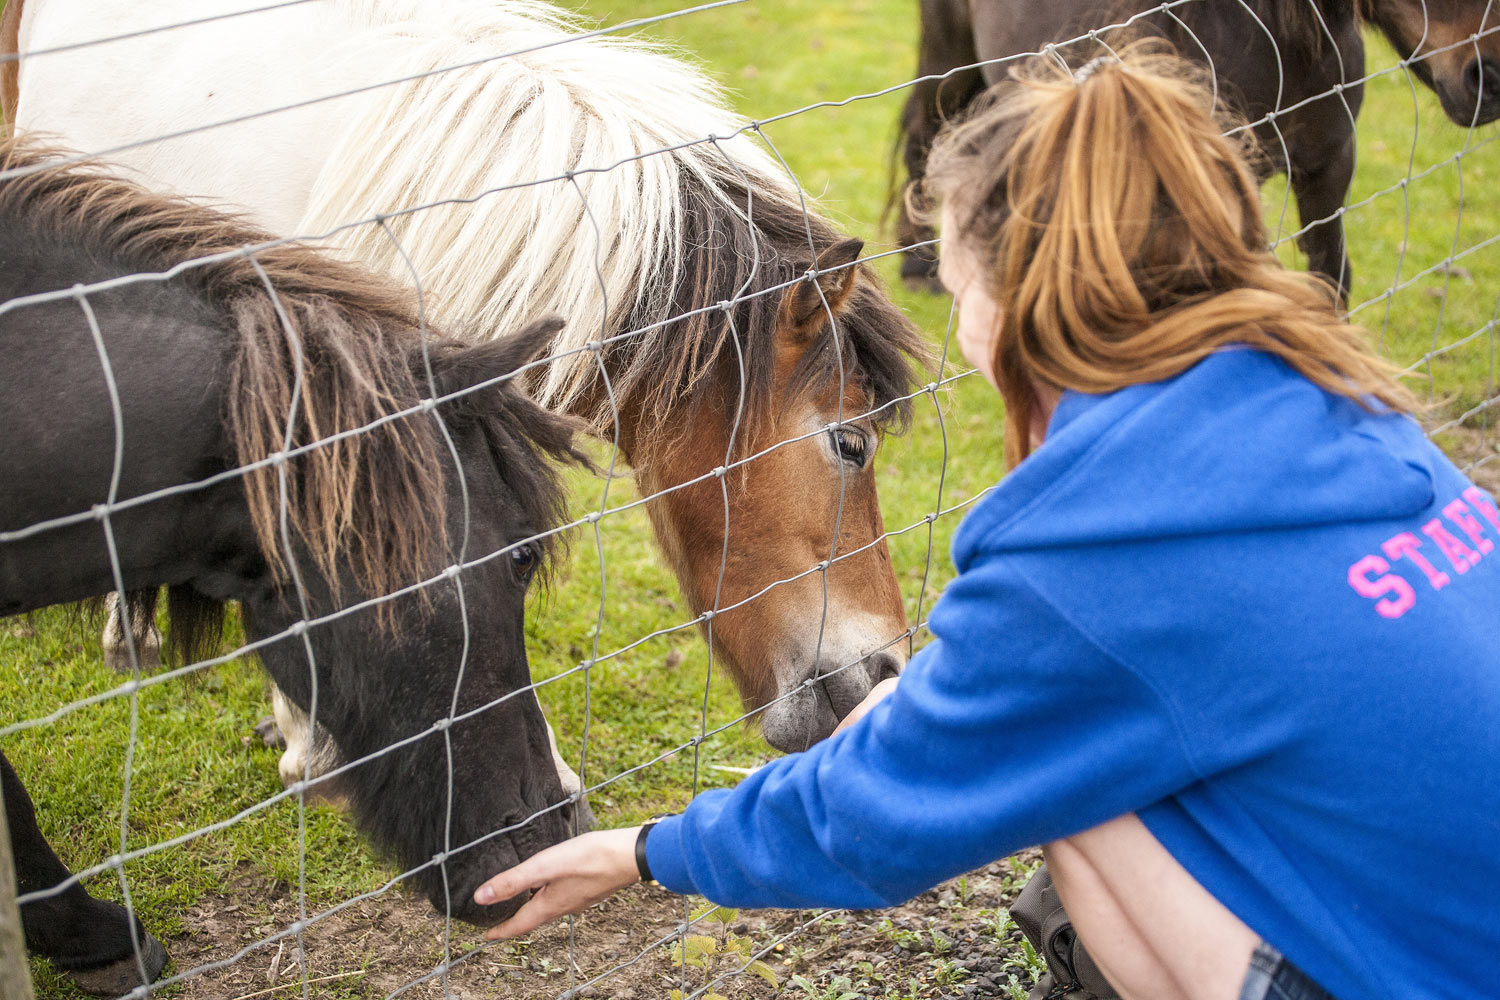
[955,348,1436,565]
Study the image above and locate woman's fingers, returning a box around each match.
[473,848,556,906]
[486,885,572,940]
[475,827,643,939]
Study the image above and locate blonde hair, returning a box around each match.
[923,43,1417,467]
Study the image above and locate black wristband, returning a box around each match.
[635,814,673,885]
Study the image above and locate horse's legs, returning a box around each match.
[543,711,594,832]
[896,0,986,293]
[101,589,161,673]
[1290,128,1357,304]
[2,752,168,995]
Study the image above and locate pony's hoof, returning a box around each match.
[67,933,168,997]
[253,715,287,750]
[103,636,162,674]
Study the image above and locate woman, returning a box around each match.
[474,47,1500,1000]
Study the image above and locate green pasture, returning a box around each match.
[4,2,1499,996]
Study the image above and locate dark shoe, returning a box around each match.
[1012,864,1120,1000]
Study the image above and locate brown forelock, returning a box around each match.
[0,137,577,619]
[603,161,928,459]
[921,43,1418,468]
[1,0,20,134]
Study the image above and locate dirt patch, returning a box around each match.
[150,853,1046,1000]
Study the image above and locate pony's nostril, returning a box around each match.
[869,652,903,683]
[1464,57,1500,102]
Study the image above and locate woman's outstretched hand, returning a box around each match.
[475,826,642,940]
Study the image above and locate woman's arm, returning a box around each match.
[474,678,901,938]
[478,554,1198,928]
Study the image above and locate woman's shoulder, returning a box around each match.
[955,348,1434,563]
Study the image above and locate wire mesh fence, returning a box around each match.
[1,1,1497,998]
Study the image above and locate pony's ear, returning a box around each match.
[779,238,864,344]
[425,316,565,401]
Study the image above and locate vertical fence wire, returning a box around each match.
[2,0,1498,997]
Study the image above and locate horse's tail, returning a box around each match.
[297,0,786,425]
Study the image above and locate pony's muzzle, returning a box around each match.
[761,650,905,753]
[440,792,589,926]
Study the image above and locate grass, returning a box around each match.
[4,2,1499,996]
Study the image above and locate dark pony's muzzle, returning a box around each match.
[447,884,531,927]
[435,794,590,927]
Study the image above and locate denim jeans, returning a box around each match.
[1239,941,1337,1000]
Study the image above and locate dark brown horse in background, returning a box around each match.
[894,0,1500,299]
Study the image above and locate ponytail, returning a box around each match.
[922,42,1417,466]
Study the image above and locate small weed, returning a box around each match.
[664,904,778,995]
[928,956,968,988]
[787,972,862,1000]
[875,918,920,949]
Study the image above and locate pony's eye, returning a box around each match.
[828,426,869,468]
[509,543,540,584]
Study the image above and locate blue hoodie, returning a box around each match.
[646,348,1500,1000]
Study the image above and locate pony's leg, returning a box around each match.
[1288,39,1364,306]
[2,752,168,995]
[101,589,161,673]
[1290,129,1357,305]
[896,0,985,293]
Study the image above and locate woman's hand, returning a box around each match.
[833,676,900,735]
[474,826,642,939]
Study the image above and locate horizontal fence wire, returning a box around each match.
[1,1,1496,998]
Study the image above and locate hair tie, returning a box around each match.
[1073,55,1119,84]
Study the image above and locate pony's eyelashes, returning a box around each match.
[509,542,542,586]
[827,425,873,469]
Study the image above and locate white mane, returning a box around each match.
[302,0,800,415]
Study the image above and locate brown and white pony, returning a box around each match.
[1,0,929,757]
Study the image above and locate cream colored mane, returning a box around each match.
[303,0,800,420]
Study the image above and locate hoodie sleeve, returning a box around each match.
[644,549,1204,909]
